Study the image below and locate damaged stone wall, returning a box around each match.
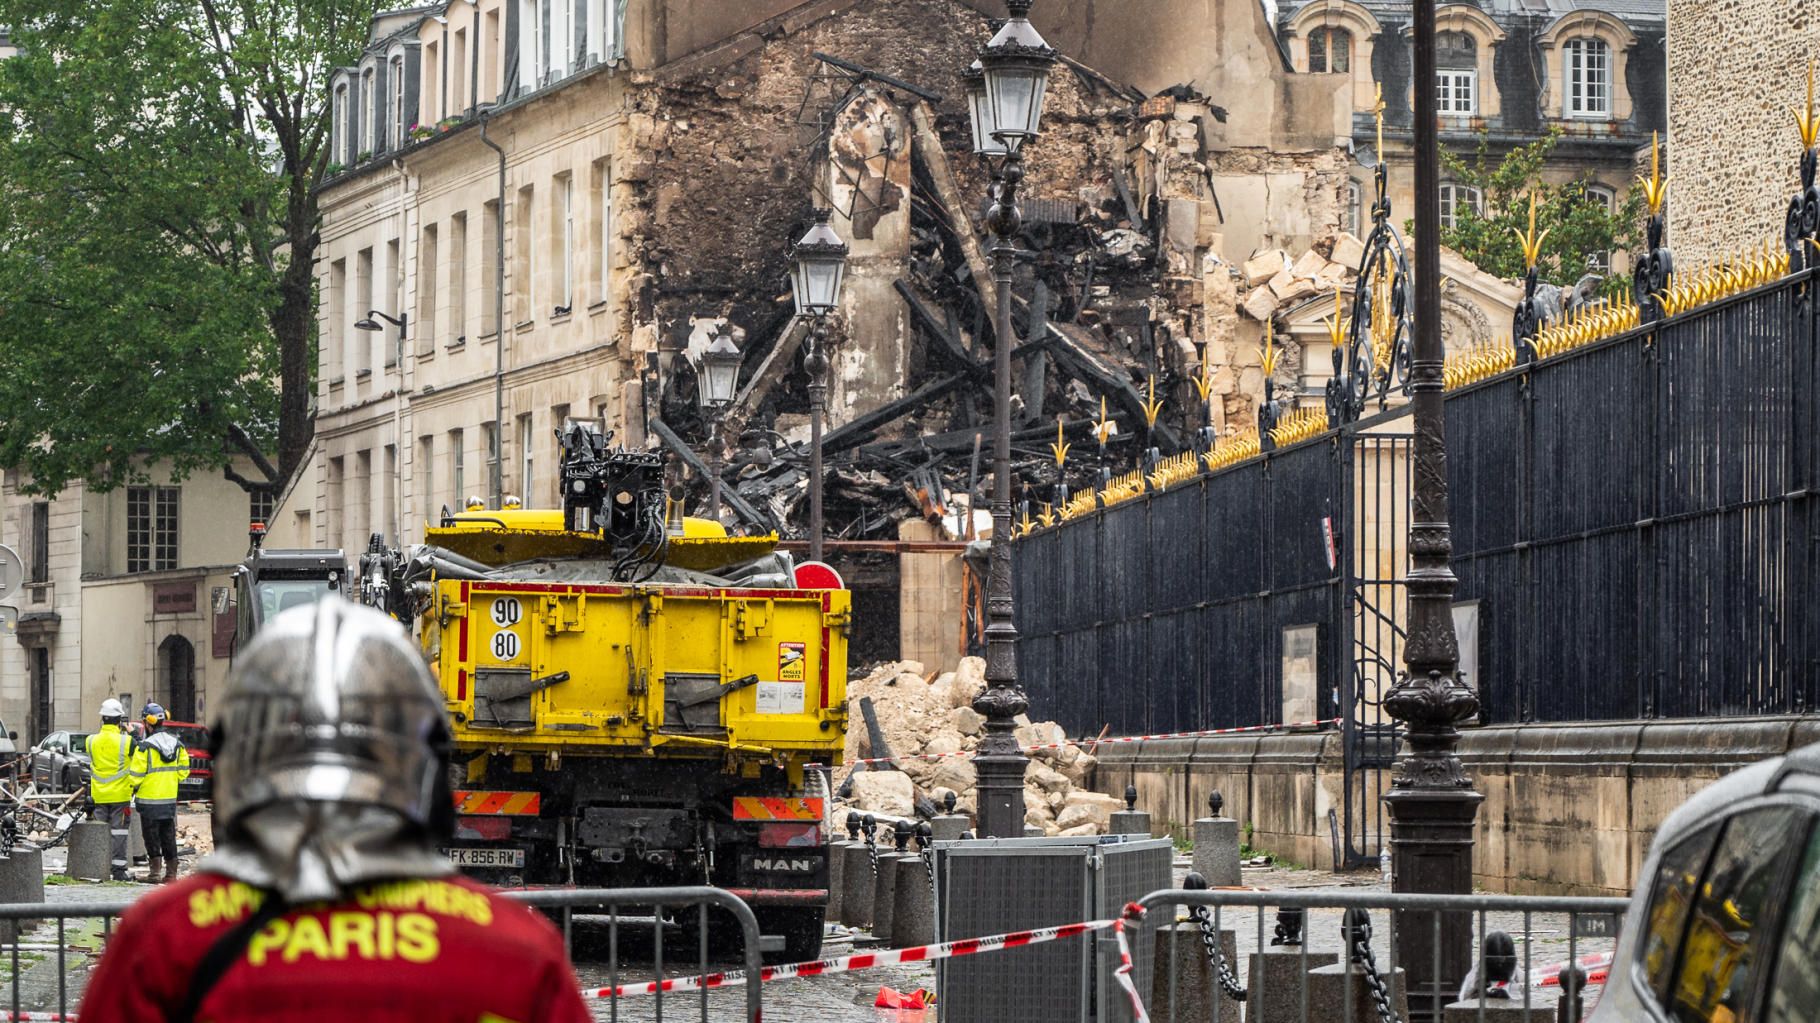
[612,0,1353,547]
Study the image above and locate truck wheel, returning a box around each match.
[755,907,824,965]
[60,768,79,794]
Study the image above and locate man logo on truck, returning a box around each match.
[751,858,816,873]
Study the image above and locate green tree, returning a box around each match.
[0,0,377,496]
[1424,129,1643,298]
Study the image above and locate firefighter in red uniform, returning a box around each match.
[81,597,592,1022]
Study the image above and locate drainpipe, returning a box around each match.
[393,156,412,541]
[478,108,506,507]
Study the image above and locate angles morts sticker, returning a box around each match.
[777,642,806,682]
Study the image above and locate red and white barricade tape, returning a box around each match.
[588,903,1154,1021]
[1532,951,1613,987]
[1,1012,79,1021]
[850,719,1341,767]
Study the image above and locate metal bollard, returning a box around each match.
[930,790,969,842]
[1557,967,1587,1023]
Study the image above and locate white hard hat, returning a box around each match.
[99,698,125,719]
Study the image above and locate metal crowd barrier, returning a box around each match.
[1137,888,1632,1023]
[0,886,763,1023]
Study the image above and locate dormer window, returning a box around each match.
[389,55,405,148]
[360,66,376,156]
[1308,27,1350,74]
[1566,38,1612,119]
[333,82,349,164]
[1436,31,1477,116]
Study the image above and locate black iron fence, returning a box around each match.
[1015,269,1820,733]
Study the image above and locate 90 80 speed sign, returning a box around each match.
[489,597,523,662]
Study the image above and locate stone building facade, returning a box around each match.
[1276,0,1667,272]
[1665,0,1819,269]
[0,463,267,742]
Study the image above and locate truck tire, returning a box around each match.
[755,906,824,965]
[60,767,79,794]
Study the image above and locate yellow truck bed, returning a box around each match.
[424,577,849,761]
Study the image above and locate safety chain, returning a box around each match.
[1343,908,1402,1023]
[917,826,936,895]
[1181,875,1246,1001]
[1188,905,1247,1001]
[862,815,880,877]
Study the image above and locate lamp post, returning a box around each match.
[697,329,742,523]
[965,0,1055,839]
[789,209,849,565]
[1383,1,1483,1019]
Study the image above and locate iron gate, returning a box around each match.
[1340,419,1413,869]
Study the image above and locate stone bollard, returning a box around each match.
[1305,910,1409,1023]
[0,847,44,942]
[827,812,862,926]
[930,792,969,842]
[68,820,111,881]
[1192,791,1242,887]
[869,821,909,942]
[1150,908,1242,1023]
[890,825,934,949]
[1246,908,1339,1023]
[1556,967,1589,1023]
[1445,1000,1555,1022]
[839,815,878,929]
[128,810,146,864]
[1108,784,1152,836]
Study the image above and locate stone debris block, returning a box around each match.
[1242,287,1281,321]
[1243,249,1288,287]
[1315,261,1352,291]
[1275,277,1317,304]
[1290,248,1329,279]
[1331,232,1368,271]
[1267,268,1297,298]
[1056,791,1125,831]
[849,772,915,816]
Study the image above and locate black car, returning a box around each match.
[28,731,92,792]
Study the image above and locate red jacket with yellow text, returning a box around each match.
[80,871,592,1023]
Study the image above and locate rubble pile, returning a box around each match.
[838,657,1123,836]
[1236,233,1366,323]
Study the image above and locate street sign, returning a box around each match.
[0,546,22,601]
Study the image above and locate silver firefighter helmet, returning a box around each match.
[214,595,447,829]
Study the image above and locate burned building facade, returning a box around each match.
[280,0,1359,659]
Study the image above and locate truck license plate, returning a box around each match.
[448,847,525,869]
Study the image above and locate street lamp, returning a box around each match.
[354,309,408,365]
[697,329,742,523]
[1382,1,1483,1018]
[967,0,1055,840]
[790,208,849,564]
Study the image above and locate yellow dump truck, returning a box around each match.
[367,424,849,960]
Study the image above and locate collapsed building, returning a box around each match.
[284,0,1520,665]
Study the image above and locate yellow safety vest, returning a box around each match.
[84,725,138,804]
[131,734,191,806]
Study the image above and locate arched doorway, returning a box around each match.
[158,635,196,722]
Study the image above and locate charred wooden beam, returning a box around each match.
[648,417,771,529]
[821,371,971,456]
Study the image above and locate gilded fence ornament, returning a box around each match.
[1633,132,1674,324]
[1328,87,1412,426]
[1511,190,1550,363]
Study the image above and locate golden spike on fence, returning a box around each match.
[1323,287,1350,348]
[1142,375,1164,430]
[1798,59,1820,150]
[1514,189,1550,269]
[1093,395,1115,448]
[1637,131,1669,216]
[1050,415,1070,468]
[1259,318,1282,378]
[1038,503,1055,528]
[1194,351,1215,404]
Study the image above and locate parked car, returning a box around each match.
[28,731,91,792]
[1593,742,1820,1021]
[162,721,212,802]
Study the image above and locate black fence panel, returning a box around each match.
[1016,271,1820,735]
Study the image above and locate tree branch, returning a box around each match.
[225,421,280,484]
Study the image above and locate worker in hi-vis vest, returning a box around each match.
[131,702,190,883]
[85,699,140,882]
